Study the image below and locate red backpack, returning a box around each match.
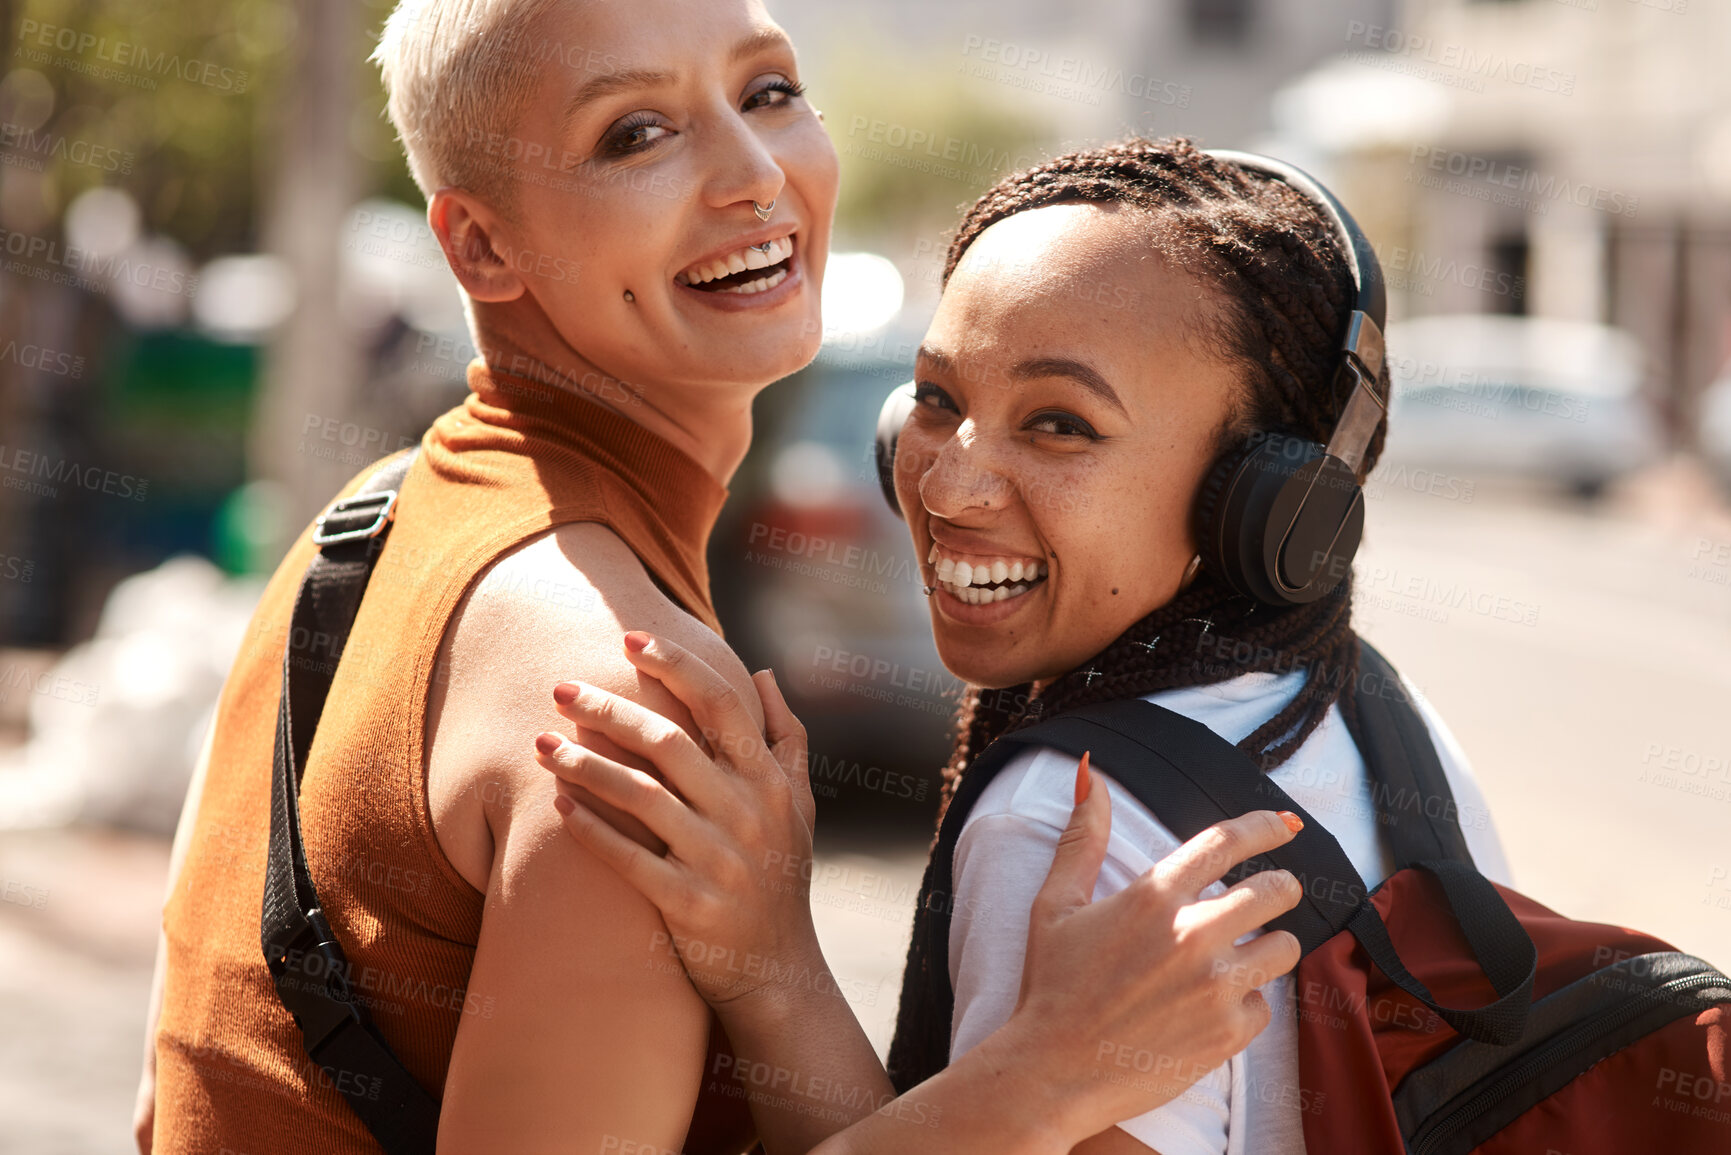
[888,641,1731,1153]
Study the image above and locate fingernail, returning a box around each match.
[623,631,650,653]
[553,794,574,816]
[553,682,581,705]
[1074,750,1092,806]
[1277,810,1304,834]
[535,732,562,756]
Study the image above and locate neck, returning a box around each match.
[469,302,757,486]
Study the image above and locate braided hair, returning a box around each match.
[887,136,1392,1092]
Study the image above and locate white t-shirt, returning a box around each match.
[947,669,1512,1155]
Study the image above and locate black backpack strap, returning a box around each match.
[1351,640,1476,868]
[935,697,1536,1045]
[260,448,439,1154]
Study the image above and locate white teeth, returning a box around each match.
[954,561,973,586]
[928,542,939,564]
[990,560,1008,584]
[677,235,794,286]
[936,558,955,582]
[715,268,788,295]
[1008,560,1023,582]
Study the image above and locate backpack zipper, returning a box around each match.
[1406,968,1726,1155]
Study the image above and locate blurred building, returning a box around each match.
[1269,0,1731,446]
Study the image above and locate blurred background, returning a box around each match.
[2,0,1730,1149]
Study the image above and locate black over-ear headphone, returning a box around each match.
[872,149,1387,608]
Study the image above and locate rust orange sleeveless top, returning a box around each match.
[154,362,728,1152]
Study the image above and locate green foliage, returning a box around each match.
[806,27,1052,242]
[1,0,420,254]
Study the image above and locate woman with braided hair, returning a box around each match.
[534,135,1512,1152]
[877,136,1513,1153]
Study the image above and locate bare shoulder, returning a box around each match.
[426,520,761,891]
[426,521,739,1147]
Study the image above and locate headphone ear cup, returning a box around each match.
[874,382,918,518]
[1196,433,1357,606]
[1192,440,1256,589]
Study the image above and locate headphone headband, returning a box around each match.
[1203,149,1388,477]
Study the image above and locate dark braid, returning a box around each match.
[889,136,1391,1092]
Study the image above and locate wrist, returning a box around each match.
[956,1020,1092,1150]
[708,934,836,1031]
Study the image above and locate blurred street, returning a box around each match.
[4,478,1729,1152]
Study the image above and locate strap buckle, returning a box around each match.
[266,918,363,1054]
[313,490,400,548]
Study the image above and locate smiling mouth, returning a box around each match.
[675,235,794,295]
[928,541,1049,606]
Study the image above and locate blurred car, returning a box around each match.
[1700,364,1731,491]
[1379,315,1664,498]
[708,326,957,826]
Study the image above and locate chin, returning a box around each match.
[932,634,1036,693]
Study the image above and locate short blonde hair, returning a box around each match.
[372,0,563,211]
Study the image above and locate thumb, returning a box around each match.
[1032,751,1112,919]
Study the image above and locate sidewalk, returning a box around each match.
[0,828,167,1155]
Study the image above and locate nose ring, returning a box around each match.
[753,199,776,222]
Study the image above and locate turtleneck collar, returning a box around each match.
[432,358,730,631]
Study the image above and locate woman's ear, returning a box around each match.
[429,188,528,303]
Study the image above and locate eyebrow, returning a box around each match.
[915,344,954,376]
[1012,357,1128,415]
[559,28,795,139]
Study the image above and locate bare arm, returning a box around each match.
[538,633,1304,1154]
[426,525,762,1152]
[135,717,216,1153]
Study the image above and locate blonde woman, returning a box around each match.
[137,4,1303,1153]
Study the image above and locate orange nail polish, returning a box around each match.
[1075,750,1092,806]
[1277,810,1304,834]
